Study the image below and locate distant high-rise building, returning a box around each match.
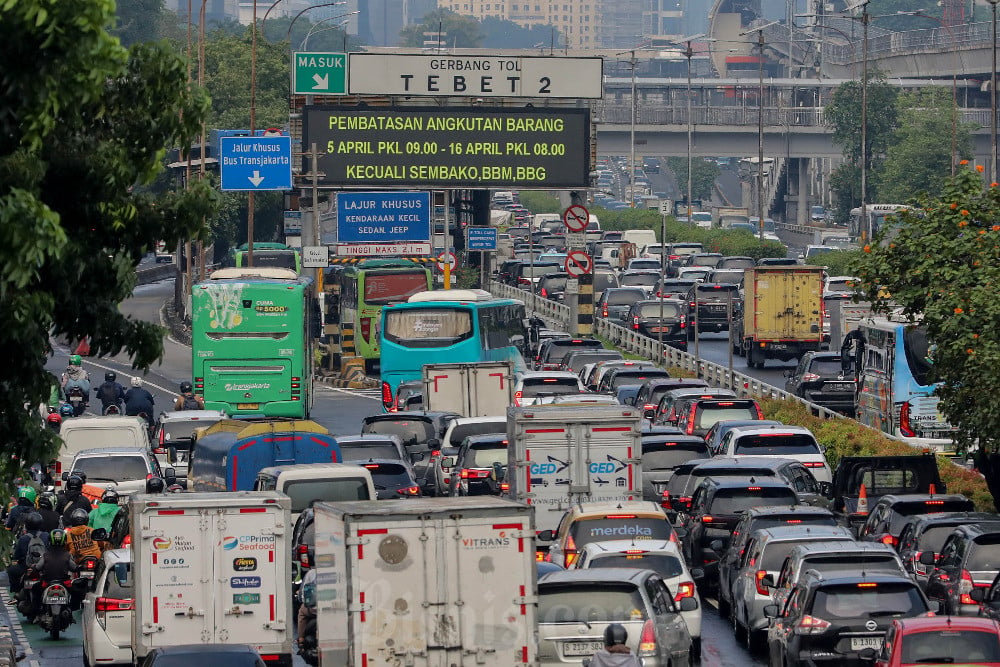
[348,0,438,46]
[436,0,595,49]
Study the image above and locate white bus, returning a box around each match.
[848,204,910,242]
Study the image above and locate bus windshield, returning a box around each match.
[384,308,473,347]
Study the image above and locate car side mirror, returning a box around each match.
[819,481,833,498]
[673,526,688,539]
[91,528,109,542]
[644,409,655,420]
[783,369,793,377]
[760,574,775,589]
[970,588,986,603]
[919,551,937,566]
[763,604,779,618]
[411,452,425,462]
[537,529,555,542]
[61,471,69,482]
[426,438,441,449]
[164,468,176,483]
[858,647,878,662]
[710,539,724,553]
[678,597,698,612]
[690,567,705,581]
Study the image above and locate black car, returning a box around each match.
[639,434,710,503]
[561,348,623,374]
[858,493,975,546]
[497,259,523,285]
[676,476,799,580]
[512,261,561,289]
[633,377,710,421]
[389,380,423,412]
[626,299,688,349]
[691,283,741,335]
[923,522,1000,615]
[596,287,647,324]
[360,458,423,499]
[784,351,857,415]
[765,572,933,666]
[535,337,605,371]
[444,433,508,496]
[536,272,569,302]
[683,252,724,268]
[361,410,460,488]
[140,644,266,667]
[896,512,1000,588]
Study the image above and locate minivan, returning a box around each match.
[253,463,376,522]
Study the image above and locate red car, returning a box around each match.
[871,616,1000,666]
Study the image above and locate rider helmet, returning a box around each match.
[180,381,193,393]
[105,372,116,382]
[59,403,74,418]
[37,492,56,511]
[49,529,67,547]
[131,377,142,388]
[17,486,37,504]
[69,355,82,366]
[69,508,90,527]
[146,477,166,494]
[100,488,119,505]
[24,512,43,532]
[603,624,628,647]
[65,475,84,493]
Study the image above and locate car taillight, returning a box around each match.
[431,450,441,458]
[602,306,608,317]
[517,277,530,285]
[685,404,697,435]
[514,390,523,406]
[500,482,510,492]
[680,315,686,329]
[540,287,548,298]
[795,614,831,635]
[900,400,916,437]
[633,317,640,330]
[803,461,825,468]
[701,515,714,523]
[674,581,696,601]
[638,619,657,656]
[96,597,134,613]
[297,544,310,568]
[801,372,821,382]
[959,569,987,605]
[360,317,372,342]
[381,382,393,409]
[396,486,420,496]
[564,535,577,568]
[756,570,771,596]
[880,534,898,547]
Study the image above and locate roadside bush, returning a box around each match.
[815,249,863,276]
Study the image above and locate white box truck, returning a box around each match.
[422,361,514,417]
[131,492,293,666]
[506,405,643,543]
[313,497,537,667]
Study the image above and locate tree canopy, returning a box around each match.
[853,166,1000,500]
[400,9,484,48]
[480,16,562,49]
[666,157,721,201]
[0,0,216,477]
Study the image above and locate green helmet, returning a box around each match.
[49,529,67,547]
[17,486,37,504]
[69,354,82,366]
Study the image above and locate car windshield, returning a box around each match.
[538,584,646,623]
[606,290,646,306]
[642,441,709,471]
[901,629,1000,663]
[565,351,623,370]
[363,463,412,488]
[801,555,901,577]
[709,488,799,514]
[523,264,561,278]
[812,583,924,619]
[594,273,618,291]
[826,279,856,292]
[448,422,505,447]
[465,444,508,468]
[158,417,223,444]
[808,358,850,375]
[733,434,820,455]
[522,377,580,397]
[340,443,400,462]
[569,517,673,549]
[611,371,670,391]
[541,277,568,291]
[969,537,1000,570]
[696,406,758,429]
[588,553,685,578]
[711,271,744,284]
[916,525,964,553]
[73,455,148,482]
[749,515,838,532]
[638,303,683,318]
[362,419,434,448]
[282,478,371,512]
[622,274,659,287]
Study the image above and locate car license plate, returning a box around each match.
[236,403,259,410]
[707,304,725,311]
[850,637,883,651]
[562,641,605,657]
[648,327,663,333]
[80,571,95,579]
[825,382,853,392]
[770,343,787,350]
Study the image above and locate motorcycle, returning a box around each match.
[103,403,121,416]
[297,572,318,666]
[66,387,87,417]
[15,572,40,622]
[35,578,76,639]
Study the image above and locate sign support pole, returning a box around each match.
[578,273,593,337]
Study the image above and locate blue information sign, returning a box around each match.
[467,227,498,251]
[219,136,293,191]
[336,192,431,244]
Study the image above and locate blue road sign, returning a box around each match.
[336,192,431,244]
[219,136,293,191]
[467,227,498,251]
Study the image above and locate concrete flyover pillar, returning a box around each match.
[798,157,810,226]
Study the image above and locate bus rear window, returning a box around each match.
[253,251,298,270]
[384,309,473,348]
[364,272,428,304]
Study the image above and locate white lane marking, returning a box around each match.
[318,386,380,401]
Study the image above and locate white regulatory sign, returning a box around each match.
[301,245,330,268]
[347,54,604,99]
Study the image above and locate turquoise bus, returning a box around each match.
[851,317,956,451]
[232,243,302,273]
[378,289,527,410]
[336,260,433,373]
[192,268,316,418]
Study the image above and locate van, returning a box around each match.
[252,463,376,522]
[57,416,151,487]
[622,229,657,252]
[532,213,562,231]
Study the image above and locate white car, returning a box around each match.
[572,539,703,656]
[824,275,860,297]
[513,371,586,406]
[82,548,133,667]
[428,416,507,496]
[715,424,832,483]
[69,446,171,495]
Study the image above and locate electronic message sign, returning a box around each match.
[302,106,590,189]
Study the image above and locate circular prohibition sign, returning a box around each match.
[565,250,593,278]
[562,204,590,232]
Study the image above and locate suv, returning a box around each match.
[152,409,227,478]
[634,378,709,421]
[896,512,1000,588]
[784,352,856,415]
[69,446,170,495]
[627,299,689,349]
[705,419,782,456]
[620,270,661,293]
[716,424,832,483]
[923,522,1000,615]
[361,410,459,489]
[858,494,975,546]
[536,272,569,301]
[683,252,723,269]
[537,569,695,667]
[765,573,933,666]
[655,387,736,426]
[730,525,854,650]
[535,337,605,371]
[513,371,585,406]
[663,243,705,277]
[639,434,710,503]
[677,476,799,580]
[691,283,741,335]
[541,500,679,570]
[82,548,134,667]
[677,398,763,438]
[443,433,508,496]
[597,287,648,324]
[561,349,622,374]
[598,367,671,395]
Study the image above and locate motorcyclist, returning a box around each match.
[57,476,94,526]
[589,624,642,667]
[146,477,166,494]
[173,381,205,411]
[7,512,48,596]
[88,489,121,536]
[29,529,77,611]
[4,486,38,534]
[65,508,102,561]
[60,355,91,406]
[124,376,155,428]
[35,493,60,533]
[93,372,126,415]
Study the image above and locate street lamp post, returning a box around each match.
[628,50,637,209]
[990,0,999,182]
[673,34,708,224]
[740,21,781,241]
[300,13,357,50]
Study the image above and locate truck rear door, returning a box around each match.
[214,506,288,651]
[753,270,821,340]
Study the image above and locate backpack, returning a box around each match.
[24,533,46,570]
[181,395,201,410]
[99,383,119,405]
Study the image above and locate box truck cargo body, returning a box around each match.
[421,361,514,417]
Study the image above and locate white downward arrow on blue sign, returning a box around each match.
[248,171,264,187]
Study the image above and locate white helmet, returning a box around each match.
[131,376,142,388]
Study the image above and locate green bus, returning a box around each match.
[336,259,433,372]
[192,267,316,418]
[232,242,302,273]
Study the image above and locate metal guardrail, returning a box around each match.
[136,264,177,285]
[490,280,850,423]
